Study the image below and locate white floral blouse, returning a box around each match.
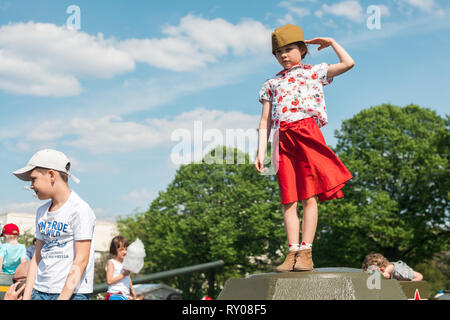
[258,62,333,131]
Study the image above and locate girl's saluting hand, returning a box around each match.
[305,37,335,51]
[306,37,354,78]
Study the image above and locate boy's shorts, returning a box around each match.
[274,117,353,204]
[31,289,90,300]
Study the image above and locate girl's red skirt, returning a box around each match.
[273,117,352,204]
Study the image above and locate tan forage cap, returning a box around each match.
[272,24,305,54]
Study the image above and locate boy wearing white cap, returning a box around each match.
[13,149,96,300]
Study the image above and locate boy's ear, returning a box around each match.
[47,169,58,183]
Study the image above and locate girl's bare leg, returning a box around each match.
[283,201,299,245]
[301,196,318,244]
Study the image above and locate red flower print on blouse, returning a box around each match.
[259,63,330,130]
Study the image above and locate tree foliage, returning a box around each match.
[315,104,449,267]
[118,104,449,298]
[118,147,285,299]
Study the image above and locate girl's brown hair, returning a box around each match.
[273,41,309,59]
[362,253,390,271]
[294,41,309,59]
[109,235,129,256]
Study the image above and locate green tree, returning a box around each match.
[315,104,449,268]
[118,103,448,298]
[18,229,35,248]
[118,147,285,299]
[415,251,450,297]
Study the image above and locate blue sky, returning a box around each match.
[0,0,449,221]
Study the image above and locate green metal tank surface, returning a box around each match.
[0,273,13,300]
[217,268,430,300]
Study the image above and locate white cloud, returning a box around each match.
[67,156,121,175]
[0,16,271,96]
[277,7,311,25]
[22,108,260,155]
[25,115,161,153]
[0,50,81,96]
[0,22,135,96]
[118,14,270,71]
[337,9,450,48]
[277,0,315,24]
[378,5,391,17]
[318,0,364,23]
[0,54,270,155]
[276,13,297,25]
[403,0,436,12]
[290,7,312,18]
[0,201,41,214]
[397,0,445,16]
[278,0,317,6]
[121,187,156,209]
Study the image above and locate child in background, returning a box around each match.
[0,223,28,274]
[105,235,136,300]
[362,253,423,281]
[26,238,36,260]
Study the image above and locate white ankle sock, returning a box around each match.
[288,243,300,251]
[299,242,312,250]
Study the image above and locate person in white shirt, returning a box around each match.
[105,235,136,300]
[13,149,96,300]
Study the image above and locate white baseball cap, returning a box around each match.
[13,149,80,183]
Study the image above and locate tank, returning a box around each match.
[217,267,430,300]
[0,273,13,300]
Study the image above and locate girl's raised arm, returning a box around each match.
[305,37,354,78]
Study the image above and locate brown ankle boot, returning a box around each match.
[275,250,298,272]
[293,249,314,271]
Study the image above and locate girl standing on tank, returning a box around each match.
[255,24,354,272]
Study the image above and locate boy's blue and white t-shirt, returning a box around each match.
[34,191,96,294]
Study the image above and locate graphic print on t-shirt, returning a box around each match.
[38,220,69,238]
[38,220,71,260]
